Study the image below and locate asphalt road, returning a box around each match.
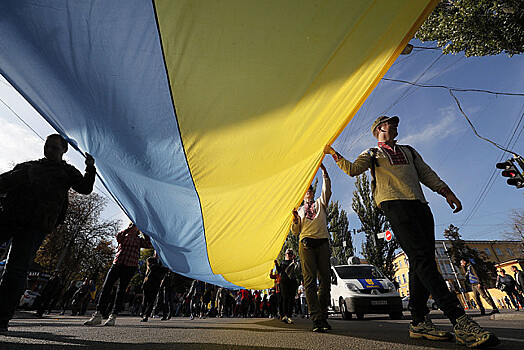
[1,310,523,349]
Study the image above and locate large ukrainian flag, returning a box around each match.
[0,0,437,289]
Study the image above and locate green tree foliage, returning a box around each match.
[35,191,120,290]
[443,224,497,287]
[327,201,354,265]
[352,173,399,279]
[416,0,523,57]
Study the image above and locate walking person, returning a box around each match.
[298,281,308,318]
[84,223,152,326]
[160,271,176,320]
[291,163,332,332]
[59,281,78,315]
[216,287,227,318]
[496,268,521,310]
[140,257,165,322]
[460,259,499,316]
[71,279,91,316]
[511,266,524,299]
[275,249,299,324]
[0,134,95,333]
[36,272,63,317]
[188,280,204,320]
[324,115,499,347]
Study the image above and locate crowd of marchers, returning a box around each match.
[2,113,516,348]
[32,242,309,324]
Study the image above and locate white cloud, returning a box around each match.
[0,119,43,172]
[399,106,465,145]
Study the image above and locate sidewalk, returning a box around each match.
[489,310,524,321]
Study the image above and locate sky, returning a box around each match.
[0,39,523,257]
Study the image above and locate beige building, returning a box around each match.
[392,240,523,302]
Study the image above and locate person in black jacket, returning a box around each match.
[275,249,299,324]
[0,134,95,333]
[496,268,521,311]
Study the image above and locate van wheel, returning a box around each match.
[339,299,352,320]
[389,312,403,320]
[356,312,364,320]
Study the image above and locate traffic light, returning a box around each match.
[496,158,524,189]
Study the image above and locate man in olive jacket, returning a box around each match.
[0,134,95,333]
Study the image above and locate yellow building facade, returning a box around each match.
[392,240,524,307]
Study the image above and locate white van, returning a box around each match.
[330,260,402,320]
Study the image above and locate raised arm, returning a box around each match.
[319,163,331,205]
[324,145,371,177]
[69,153,96,195]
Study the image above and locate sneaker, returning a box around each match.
[103,314,116,326]
[84,312,102,326]
[409,316,452,341]
[488,309,499,315]
[321,319,332,331]
[312,320,325,333]
[454,314,500,348]
[190,314,194,320]
[285,317,293,324]
[140,317,148,322]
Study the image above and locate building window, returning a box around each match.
[404,258,408,266]
[398,260,402,267]
[507,248,514,256]
[401,274,406,285]
[484,248,491,256]
[495,248,503,256]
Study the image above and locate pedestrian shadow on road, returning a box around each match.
[0,333,297,350]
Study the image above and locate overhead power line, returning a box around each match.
[383,78,524,97]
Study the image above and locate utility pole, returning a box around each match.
[442,242,468,308]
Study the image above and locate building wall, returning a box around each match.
[392,240,523,301]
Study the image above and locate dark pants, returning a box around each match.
[504,287,522,309]
[0,226,47,323]
[141,287,158,319]
[280,279,296,318]
[96,264,136,316]
[162,287,175,318]
[471,283,497,311]
[381,200,464,324]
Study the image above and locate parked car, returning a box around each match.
[330,259,403,320]
[19,290,41,310]
[401,296,438,311]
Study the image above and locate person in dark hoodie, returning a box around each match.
[0,134,95,333]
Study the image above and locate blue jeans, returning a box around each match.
[0,225,48,323]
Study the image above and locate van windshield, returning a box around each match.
[335,266,385,279]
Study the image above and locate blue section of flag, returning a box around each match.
[357,279,383,289]
[0,0,239,288]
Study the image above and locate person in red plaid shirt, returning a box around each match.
[84,223,152,326]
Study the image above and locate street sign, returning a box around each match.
[385,230,392,242]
